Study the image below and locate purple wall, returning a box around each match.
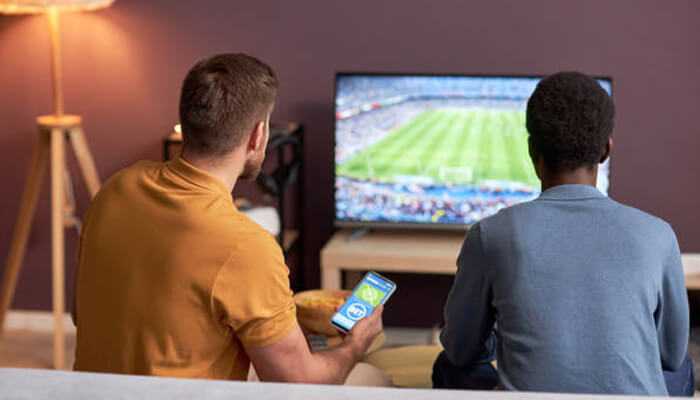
[0,1,698,322]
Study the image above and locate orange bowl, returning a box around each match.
[295,289,351,336]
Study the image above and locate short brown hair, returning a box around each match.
[179,53,278,156]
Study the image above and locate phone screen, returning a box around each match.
[331,271,396,333]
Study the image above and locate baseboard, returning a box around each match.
[5,310,75,334]
[684,254,700,274]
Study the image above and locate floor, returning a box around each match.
[0,311,76,370]
[0,311,430,370]
[0,328,76,369]
[2,311,700,395]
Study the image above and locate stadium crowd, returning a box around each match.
[335,75,539,112]
[335,176,537,225]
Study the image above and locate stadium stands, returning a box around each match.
[334,75,611,226]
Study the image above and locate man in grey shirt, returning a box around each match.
[434,72,693,396]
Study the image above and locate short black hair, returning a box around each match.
[526,71,614,171]
[179,53,278,156]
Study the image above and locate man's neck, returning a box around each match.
[540,166,598,192]
[180,151,241,192]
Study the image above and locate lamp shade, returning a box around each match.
[0,0,114,14]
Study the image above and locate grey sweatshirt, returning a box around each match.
[441,184,689,395]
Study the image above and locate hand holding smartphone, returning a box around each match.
[331,272,396,334]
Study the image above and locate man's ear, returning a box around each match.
[246,120,266,155]
[600,137,613,164]
[528,136,543,181]
[527,136,538,165]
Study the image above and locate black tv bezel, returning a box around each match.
[332,72,614,231]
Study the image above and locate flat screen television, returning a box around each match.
[334,73,613,229]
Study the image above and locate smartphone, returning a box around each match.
[331,271,396,334]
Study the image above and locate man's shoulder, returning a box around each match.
[86,161,161,214]
[97,160,162,195]
[215,215,288,289]
[475,199,537,229]
[605,200,676,240]
[221,212,283,259]
[608,200,671,226]
[115,160,162,181]
[484,195,669,225]
[478,196,675,244]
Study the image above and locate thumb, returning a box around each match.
[353,305,383,329]
[368,304,384,321]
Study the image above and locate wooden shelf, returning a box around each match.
[322,237,700,292]
[163,122,304,291]
[167,130,181,141]
[683,254,700,290]
[282,229,299,252]
[321,229,465,290]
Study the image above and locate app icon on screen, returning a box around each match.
[346,302,368,320]
[356,283,384,307]
[331,272,397,333]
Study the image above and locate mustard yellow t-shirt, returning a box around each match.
[74,157,297,380]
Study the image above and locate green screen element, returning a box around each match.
[336,109,538,189]
[356,283,385,307]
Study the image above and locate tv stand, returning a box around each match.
[321,230,700,295]
[320,229,466,290]
[347,227,371,241]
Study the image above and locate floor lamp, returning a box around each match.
[0,0,114,369]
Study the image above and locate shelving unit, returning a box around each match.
[163,123,304,285]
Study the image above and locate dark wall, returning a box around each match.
[1,1,698,322]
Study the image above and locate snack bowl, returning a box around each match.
[295,289,351,336]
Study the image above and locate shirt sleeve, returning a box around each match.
[655,227,689,371]
[440,222,496,367]
[211,232,298,349]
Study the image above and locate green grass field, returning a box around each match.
[337,108,539,188]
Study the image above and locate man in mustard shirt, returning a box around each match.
[73,53,383,383]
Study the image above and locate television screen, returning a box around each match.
[334,73,612,228]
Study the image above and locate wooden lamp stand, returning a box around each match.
[0,8,101,369]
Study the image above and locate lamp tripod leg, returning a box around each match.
[63,152,78,230]
[0,131,50,334]
[67,127,100,198]
[50,127,66,370]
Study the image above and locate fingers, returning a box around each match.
[372,305,384,330]
[357,305,383,326]
[369,304,384,320]
[352,306,380,328]
[364,305,384,333]
[348,305,384,335]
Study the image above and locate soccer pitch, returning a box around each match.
[337,108,539,188]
